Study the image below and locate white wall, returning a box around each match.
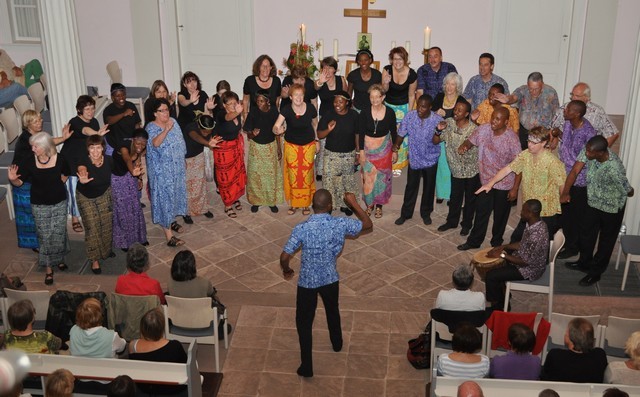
[252,0,492,87]
[73,0,138,95]
[0,0,42,66]
[605,0,640,114]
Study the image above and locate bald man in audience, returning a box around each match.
[457,381,484,397]
[552,82,620,147]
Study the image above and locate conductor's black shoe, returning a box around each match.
[460,228,470,236]
[422,216,432,225]
[437,223,456,232]
[565,261,589,272]
[457,243,479,251]
[579,274,600,286]
[296,366,313,378]
[557,248,579,259]
[394,217,407,225]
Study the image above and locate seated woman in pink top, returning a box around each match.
[115,243,166,304]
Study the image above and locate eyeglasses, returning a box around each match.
[569,92,584,98]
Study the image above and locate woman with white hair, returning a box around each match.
[435,264,485,311]
[432,72,465,204]
[8,131,71,285]
[604,331,640,385]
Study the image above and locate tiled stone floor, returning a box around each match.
[0,161,638,397]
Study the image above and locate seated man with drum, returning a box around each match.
[484,199,549,311]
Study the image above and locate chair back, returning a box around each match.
[40,74,47,91]
[13,95,34,117]
[550,229,565,264]
[165,296,214,329]
[0,107,20,144]
[107,293,161,341]
[4,289,51,330]
[0,122,8,153]
[547,312,601,352]
[602,316,640,358]
[27,82,46,113]
[106,60,123,84]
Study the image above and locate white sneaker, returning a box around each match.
[392,169,402,177]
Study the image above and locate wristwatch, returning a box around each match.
[500,251,507,259]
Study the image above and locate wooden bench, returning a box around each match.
[430,368,640,397]
[24,340,203,397]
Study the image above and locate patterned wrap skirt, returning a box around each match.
[323,149,358,208]
[362,134,392,206]
[247,140,284,206]
[386,102,409,170]
[213,135,247,207]
[185,152,207,216]
[436,141,451,200]
[77,188,113,261]
[13,182,38,249]
[283,141,316,208]
[111,173,147,249]
[32,200,69,268]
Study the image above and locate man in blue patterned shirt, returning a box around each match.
[416,47,458,99]
[280,190,372,378]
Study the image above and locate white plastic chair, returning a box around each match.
[163,296,227,373]
[615,234,640,291]
[600,316,640,362]
[12,95,34,118]
[0,107,20,149]
[4,289,51,330]
[504,229,565,319]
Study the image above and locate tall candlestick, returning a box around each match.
[300,24,306,43]
[333,39,338,59]
[424,26,431,50]
[391,41,396,49]
[405,41,411,54]
[318,39,324,60]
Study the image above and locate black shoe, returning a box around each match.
[251,205,259,213]
[490,241,503,247]
[142,241,149,246]
[460,228,470,236]
[437,223,456,232]
[557,248,579,260]
[579,274,600,286]
[140,202,146,208]
[91,266,102,275]
[332,341,343,352]
[316,175,322,182]
[422,216,432,225]
[182,215,193,224]
[565,261,589,272]
[394,217,407,225]
[296,366,313,378]
[32,248,39,253]
[457,243,480,251]
[340,207,353,216]
[436,198,444,204]
[44,272,54,285]
[121,248,128,253]
[204,211,214,218]
[269,206,279,213]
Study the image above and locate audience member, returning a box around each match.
[168,249,214,298]
[437,322,490,378]
[538,389,560,397]
[602,388,630,397]
[69,298,126,358]
[457,107,521,250]
[484,199,550,311]
[44,369,74,397]
[496,72,559,149]
[435,265,485,311]
[107,375,136,397]
[393,94,442,226]
[416,46,458,99]
[471,83,519,133]
[489,323,541,380]
[115,243,166,304]
[562,135,634,286]
[457,380,484,397]
[553,100,596,259]
[552,82,620,147]
[604,331,640,385]
[542,317,607,382]
[3,300,61,354]
[463,53,509,110]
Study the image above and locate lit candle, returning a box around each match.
[391,41,396,49]
[318,39,324,60]
[333,39,338,59]
[405,41,411,54]
[301,24,306,43]
[424,26,431,50]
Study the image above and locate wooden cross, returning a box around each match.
[344,0,387,33]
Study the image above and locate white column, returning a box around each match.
[38,0,85,138]
[619,27,640,235]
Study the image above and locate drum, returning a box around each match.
[470,247,506,281]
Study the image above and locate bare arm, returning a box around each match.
[560,161,586,203]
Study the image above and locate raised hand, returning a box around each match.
[234,102,244,114]
[77,168,94,184]
[206,96,215,110]
[170,91,177,104]
[470,110,480,122]
[7,164,20,182]
[190,90,200,104]
[61,123,72,141]
[208,135,223,149]
[98,124,110,136]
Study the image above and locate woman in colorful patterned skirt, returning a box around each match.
[273,84,317,215]
[358,84,397,219]
[243,89,283,213]
[212,91,247,218]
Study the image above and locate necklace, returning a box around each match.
[37,155,50,165]
[258,75,270,83]
[373,119,379,135]
[91,156,104,167]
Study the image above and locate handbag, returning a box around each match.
[406,322,432,369]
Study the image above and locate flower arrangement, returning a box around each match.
[280,25,320,78]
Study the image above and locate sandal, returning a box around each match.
[44,271,54,285]
[374,206,383,219]
[57,263,68,271]
[287,207,297,215]
[302,207,311,216]
[170,221,184,233]
[72,222,83,233]
[224,207,237,218]
[234,201,243,211]
[167,236,185,247]
[365,206,373,216]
